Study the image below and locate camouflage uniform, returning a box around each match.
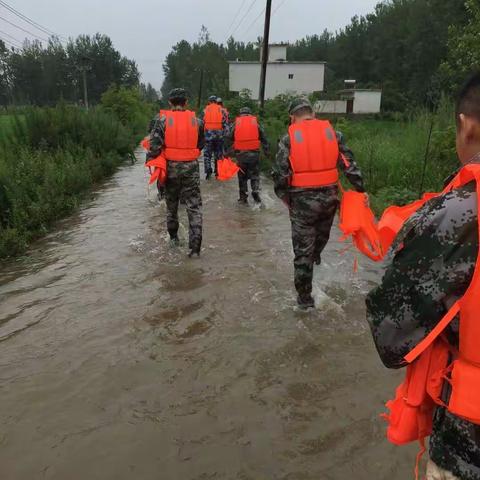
[366,166,480,480]
[225,114,270,202]
[148,107,205,253]
[201,106,229,176]
[146,113,164,199]
[272,130,365,303]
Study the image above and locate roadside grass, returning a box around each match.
[0,105,148,259]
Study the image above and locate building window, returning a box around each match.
[288,74,294,79]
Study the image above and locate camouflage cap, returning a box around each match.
[168,88,188,101]
[288,97,313,115]
[239,107,252,115]
[208,95,217,102]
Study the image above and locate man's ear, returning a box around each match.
[461,114,479,144]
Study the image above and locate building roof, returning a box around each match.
[338,88,382,93]
[228,61,326,65]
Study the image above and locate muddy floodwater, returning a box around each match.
[0,151,416,479]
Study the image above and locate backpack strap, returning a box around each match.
[404,301,460,364]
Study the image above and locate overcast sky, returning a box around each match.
[1,0,380,88]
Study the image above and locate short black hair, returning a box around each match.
[293,106,313,117]
[170,97,187,106]
[456,72,480,125]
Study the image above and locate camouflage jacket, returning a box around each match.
[224,114,270,161]
[271,128,365,202]
[147,107,205,178]
[366,170,480,479]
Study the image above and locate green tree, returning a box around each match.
[439,0,480,94]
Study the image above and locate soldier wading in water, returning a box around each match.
[367,73,480,480]
[148,88,204,258]
[272,97,365,309]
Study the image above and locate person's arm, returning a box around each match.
[222,110,228,132]
[271,133,292,206]
[366,186,478,369]
[148,116,166,160]
[258,123,270,156]
[223,122,235,157]
[197,118,205,151]
[336,131,365,193]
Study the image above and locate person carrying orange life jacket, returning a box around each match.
[225,106,270,204]
[271,97,366,309]
[145,109,170,200]
[366,73,480,480]
[202,95,227,179]
[147,88,205,257]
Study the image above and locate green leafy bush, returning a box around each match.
[0,105,145,259]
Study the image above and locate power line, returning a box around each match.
[242,7,265,35]
[0,35,21,49]
[228,0,259,39]
[0,14,49,42]
[224,0,249,40]
[242,0,289,36]
[0,27,22,44]
[0,0,64,40]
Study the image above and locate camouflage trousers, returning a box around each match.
[426,461,459,480]
[237,152,260,199]
[165,162,202,251]
[289,187,339,297]
[204,130,224,175]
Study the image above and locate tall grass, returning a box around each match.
[0,105,146,259]
[337,106,457,212]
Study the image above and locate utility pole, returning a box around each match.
[258,0,272,111]
[81,67,89,111]
[197,67,204,112]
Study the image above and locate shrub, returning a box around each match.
[0,105,144,259]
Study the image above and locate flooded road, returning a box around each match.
[0,151,415,480]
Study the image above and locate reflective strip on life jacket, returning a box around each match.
[204,104,223,130]
[233,115,261,151]
[289,119,339,188]
[163,110,200,162]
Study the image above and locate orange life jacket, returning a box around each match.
[163,110,200,162]
[141,136,150,151]
[217,157,240,181]
[204,103,223,131]
[234,115,261,151]
[289,119,339,188]
[358,164,480,479]
[145,154,167,185]
[339,190,441,261]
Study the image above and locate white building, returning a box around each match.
[229,43,325,100]
[315,88,382,115]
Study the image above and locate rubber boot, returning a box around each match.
[188,248,200,258]
[297,294,315,310]
[252,192,262,204]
